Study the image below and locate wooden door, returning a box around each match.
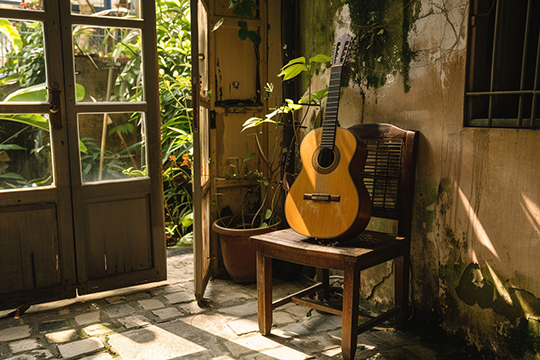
[192,0,213,300]
[0,0,165,309]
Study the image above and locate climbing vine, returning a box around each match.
[346,0,421,92]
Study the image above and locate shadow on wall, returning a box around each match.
[456,263,540,356]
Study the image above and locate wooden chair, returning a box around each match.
[250,123,419,360]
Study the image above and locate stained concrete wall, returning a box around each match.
[295,0,540,357]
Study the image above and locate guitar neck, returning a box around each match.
[321,65,343,149]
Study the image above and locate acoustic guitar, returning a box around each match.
[285,34,372,240]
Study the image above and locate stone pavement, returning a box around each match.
[0,247,473,360]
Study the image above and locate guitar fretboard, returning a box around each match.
[321,65,343,149]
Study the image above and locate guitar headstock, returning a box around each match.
[331,34,353,67]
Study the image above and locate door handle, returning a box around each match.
[48,82,62,130]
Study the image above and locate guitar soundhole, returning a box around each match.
[312,146,340,174]
[318,148,335,168]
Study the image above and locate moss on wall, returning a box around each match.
[346,0,421,92]
[297,0,421,94]
[414,178,438,238]
[297,0,346,94]
[443,260,540,358]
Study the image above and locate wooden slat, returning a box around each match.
[357,306,402,334]
[291,297,343,316]
[272,283,323,309]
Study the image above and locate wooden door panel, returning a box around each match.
[85,196,153,280]
[0,205,60,294]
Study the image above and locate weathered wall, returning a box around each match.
[297,0,540,357]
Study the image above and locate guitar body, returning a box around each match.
[285,127,372,240]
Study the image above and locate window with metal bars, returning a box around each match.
[465,0,540,129]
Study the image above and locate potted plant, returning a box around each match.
[212,54,331,283]
[211,149,283,283]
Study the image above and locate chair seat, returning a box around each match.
[251,228,407,270]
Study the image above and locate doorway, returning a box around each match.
[0,1,165,310]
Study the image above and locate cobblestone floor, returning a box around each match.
[0,247,478,360]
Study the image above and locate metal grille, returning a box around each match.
[465,0,540,129]
[362,139,403,212]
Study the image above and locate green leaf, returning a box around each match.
[232,0,258,18]
[241,116,276,131]
[0,114,49,131]
[308,54,331,64]
[76,83,86,102]
[243,152,256,162]
[29,176,52,186]
[264,208,272,220]
[247,31,261,44]
[0,172,25,180]
[212,18,224,32]
[3,82,85,102]
[281,56,306,69]
[5,83,47,102]
[284,99,304,111]
[0,144,27,151]
[79,140,88,154]
[241,117,263,131]
[0,19,22,52]
[237,20,248,41]
[299,88,329,104]
[0,74,20,87]
[278,63,307,80]
[109,122,134,136]
[181,211,193,228]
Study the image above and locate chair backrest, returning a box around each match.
[347,123,419,239]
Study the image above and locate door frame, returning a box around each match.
[192,0,214,300]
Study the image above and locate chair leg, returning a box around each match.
[256,248,273,335]
[394,253,409,330]
[341,262,360,360]
[316,268,330,300]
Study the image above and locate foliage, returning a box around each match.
[223,53,331,229]
[157,0,194,245]
[213,0,261,44]
[278,54,332,81]
[346,0,421,92]
[243,53,331,131]
[0,19,44,91]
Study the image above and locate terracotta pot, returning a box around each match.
[212,215,281,283]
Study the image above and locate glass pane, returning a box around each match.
[73,26,142,103]
[0,114,53,191]
[78,112,147,183]
[71,0,141,19]
[0,19,46,102]
[0,1,42,10]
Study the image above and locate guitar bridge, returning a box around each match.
[303,193,341,202]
